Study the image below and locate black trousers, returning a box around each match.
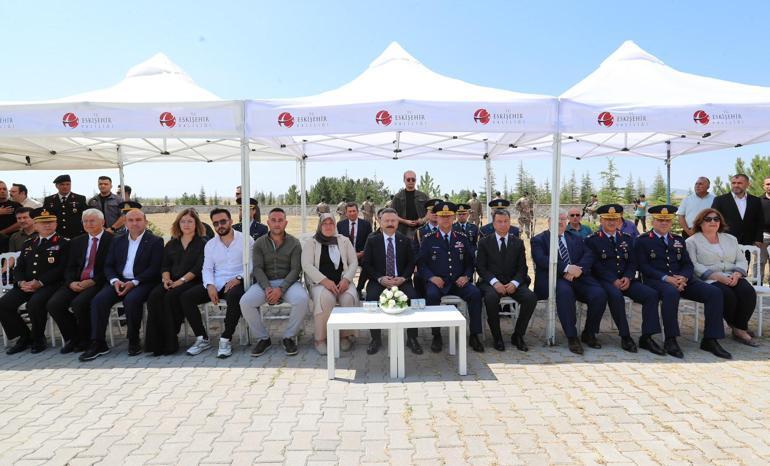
[180,283,245,340]
[90,282,155,344]
[144,280,200,354]
[479,283,537,339]
[46,285,101,344]
[0,285,59,342]
[634,216,647,231]
[711,279,756,331]
[366,281,418,340]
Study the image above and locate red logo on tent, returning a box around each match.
[159,112,176,128]
[62,112,79,128]
[278,112,294,128]
[597,112,614,127]
[693,110,710,125]
[473,108,490,125]
[375,110,392,126]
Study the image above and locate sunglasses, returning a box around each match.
[569,214,581,217]
[405,178,416,182]
[212,219,229,226]
[702,216,721,223]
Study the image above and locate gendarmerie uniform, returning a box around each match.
[43,175,88,239]
[0,209,69,353]
[479,199,520,239]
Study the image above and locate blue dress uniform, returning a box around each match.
[634,206,725,344]
[234,197,268,240]
[43,174,88,239]
[584,205,658,347]
[418,203,483,343]
[479,199,520,239]
[0,209,69,353]
[453,203,479,246]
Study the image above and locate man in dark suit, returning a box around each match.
[362,207,421,355]
[419,201,484,353]
[476,208,537,352]
[47,208,113,354]
[634,205,730,359]
[480,199,520,239]
[711,174,765,260]
[531,211,607,355]
[0,209,69,354]
[43,174,88,239]
[233,197,268,240]
[336,201,373,298]
[80,203,163,361]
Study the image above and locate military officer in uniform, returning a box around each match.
[234,197,268,240]
[415,199,441,246]
[43,174,88,239]
[361,196,375,225]
[585,204,659,353]
[468,192,482,227]
[453,203,479,246]
[0,208,69,354]
[316,198,330,216]
[418,201,484,353]
[480,199,520,239]
[634,205,731,359]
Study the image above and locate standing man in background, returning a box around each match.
[468,192,482,227]
[10,183,41,209]
[678,177,714,238]
[87,176,124,234]
[392,170,428,241]
[44,175,88,239]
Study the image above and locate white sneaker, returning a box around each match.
[186,336,211,356]
[217,337,232,359]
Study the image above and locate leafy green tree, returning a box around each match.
[734,154,770,196]
[198,186,206,206]
[598,158,621,203]
[711,176,731,196]
[417,171,441,198]
[579,173,594,204]
[651,169,667,203]
[622,173,635,203]
[285,185,300,205]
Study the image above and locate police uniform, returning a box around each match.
[234,198,268,240]
[480,199,520,239]
[43,175,88,239]
[0,209,69,353]
[453,204,479,246]
[634,205,726,357]
[418,201,484,351]
[585,205,658,352]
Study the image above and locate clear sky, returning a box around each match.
[2,0,769,200]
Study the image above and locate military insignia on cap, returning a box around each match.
[608,207,616,214]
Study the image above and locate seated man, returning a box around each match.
[634,205,730,359]
[453,203,479,246]
[418,201,484,353]
[233,197,268,241]
[181,208,253,358]
[584,204,658,353]
[479,199,520,239]
[531,210,607,355]
[336,202,372,298]
[0,209,69,354]
[362,208,421,355]
[566,207,592,239]
[80,203,163,361]
[8,207,36,254]
[240,208,309,357]
[476,208,537,352]
[47,209,113,354]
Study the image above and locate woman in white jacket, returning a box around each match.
[301,213,360,354]
[685,208,758,346]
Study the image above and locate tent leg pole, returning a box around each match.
[300,148,307,234]
[117,145,126,200]
[666,141,671,204]
[240,102,252,288]
[484,141,492,221]
[546,131,562,347]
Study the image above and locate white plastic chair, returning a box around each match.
[199,302,250,345]
[0,252,20,291]
[108,302,148,347]
[440,294,482,338]
[740,244,769,337]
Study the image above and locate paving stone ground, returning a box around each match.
[0,306,768,465]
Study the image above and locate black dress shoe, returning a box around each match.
[664,337,684,359]
[639,334,665,355]
[366,338,381,355]
[567,337,584,355]
[511,333,529,352]
[430,334,443,353]
[406,337,423,355]
[581,331,601,349]
[621,336,638,353]
[468,334,484,352]
[128,341,142,356]
[493,338,505,352]
[79,341,110,362]
[251,338,272,357]
[6,334,31,355]
[700,338,732,359]
[30,340,47,354]
[60,340,79,355]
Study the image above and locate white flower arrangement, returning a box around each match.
[379,286,409,312]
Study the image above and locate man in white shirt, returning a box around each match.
[80,205,163,361]
[677,177,715,237]
[181,208,253,358]
[10,183,42,209]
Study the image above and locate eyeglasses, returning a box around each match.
[702,216,721,223]
[212,219,229,226]
[569,214,581,217]
[405,178,416,182]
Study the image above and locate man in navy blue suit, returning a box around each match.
[337,201,373,298]
[480,199,520,239]
[531,210,607,355]
[80,202,163,361]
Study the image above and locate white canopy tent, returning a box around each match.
[247,42,559,230]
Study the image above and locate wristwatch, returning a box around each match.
[236,275,243,281]
[179,277,187,283]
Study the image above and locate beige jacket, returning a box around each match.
[301,234,358,285]
[685,232,748,281]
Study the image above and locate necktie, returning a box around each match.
[462,224,467,232]
[609,235,616,247]
[350,221,356,244]
[386,237,395,276]
[661,235,668,247]
[500,236,507,254]
[81,237,99,280]
[558,235,571,264]
[445,234,451,248]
